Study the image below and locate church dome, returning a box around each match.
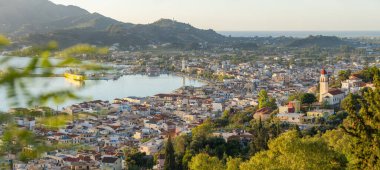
[320,69,327,75]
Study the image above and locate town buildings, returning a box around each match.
[4,50,378,169]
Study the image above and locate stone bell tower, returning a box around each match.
[319,68,329,102]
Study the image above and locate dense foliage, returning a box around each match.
[323,94,380,169]
[164,137,176,170]
[124,148,154,170]
[258,89,277,110]
[169,83,380,169]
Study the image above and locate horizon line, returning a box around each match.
[217,30,380,32]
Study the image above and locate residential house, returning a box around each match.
[101,157,122,170]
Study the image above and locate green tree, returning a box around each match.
[288,92,302,102]
[322,129,357,169]
[326,111,348,127]
[258,90,277,110]
[373,73,380,89]
[203,137,227,159]
[191,119,213,140]
[338,70,351,82]
[222,110,230,119]
[249,119,269,155]
[189,153,225,170]
[339,87,380,169]
[124,148,154,170]
[0,35,9,47]
[0,113,13,124]
[268,98,277,110]
[340,93,361,112]
[258,89,269,109]
[182,149,193,170]
[164,137,176,170]
[228,111,251,129]
[240,130,347,170]
[226,139,248,158]
[300,93,317,105]
[226,157,242,170]
[190,119,214,153]
[359,66,380,82]
[173,134,190,156]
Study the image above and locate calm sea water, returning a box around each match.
[218,31,380,38]
[0,56,204,111]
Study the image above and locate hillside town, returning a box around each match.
[2,0,380,169]
[3,49,378,169]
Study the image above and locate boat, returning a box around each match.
[65,77,85,87]
[64,69,86,81]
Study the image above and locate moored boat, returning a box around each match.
[64,69,86,81]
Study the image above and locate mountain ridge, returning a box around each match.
[0,0,95,33]
[0,0,349,50]
[0,0,228,49]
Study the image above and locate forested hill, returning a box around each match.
[0,0,129,35]
[22,19,228,49]
[288,35,348,48]
[0,0,228,49]
[0,0,353,49]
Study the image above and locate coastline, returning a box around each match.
[0,72,208,112]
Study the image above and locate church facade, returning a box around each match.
[319,69,345,105]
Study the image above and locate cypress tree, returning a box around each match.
[164,136,176,170]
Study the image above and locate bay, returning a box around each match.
[0,56,204,111]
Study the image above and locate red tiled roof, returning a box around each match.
[320,69,327,75]
[102,157,118,163]
[63,157,80,162]
[328,89,344,95]
[68,134,79,138]
[288,102,294,108]
[78,155,92,162]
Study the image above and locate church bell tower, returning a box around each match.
[319,68,329,102]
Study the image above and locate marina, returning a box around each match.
[0,74,204,111]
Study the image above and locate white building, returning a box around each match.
[276,113,304,124]
[16,117,35,130]
[101,157,122,170]
[319,68,345,105]
[212,103,223,112]
[139,138,164,155]
[321,89,345,105]
[341,75,364,94]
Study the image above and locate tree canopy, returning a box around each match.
[240,130,347,170]
[300,93,317,105]
[164,137,176,170]
[0,35,10,47]
[189,153,225,170]
[258,89,277,109]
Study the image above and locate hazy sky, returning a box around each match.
[50,0,380,31]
